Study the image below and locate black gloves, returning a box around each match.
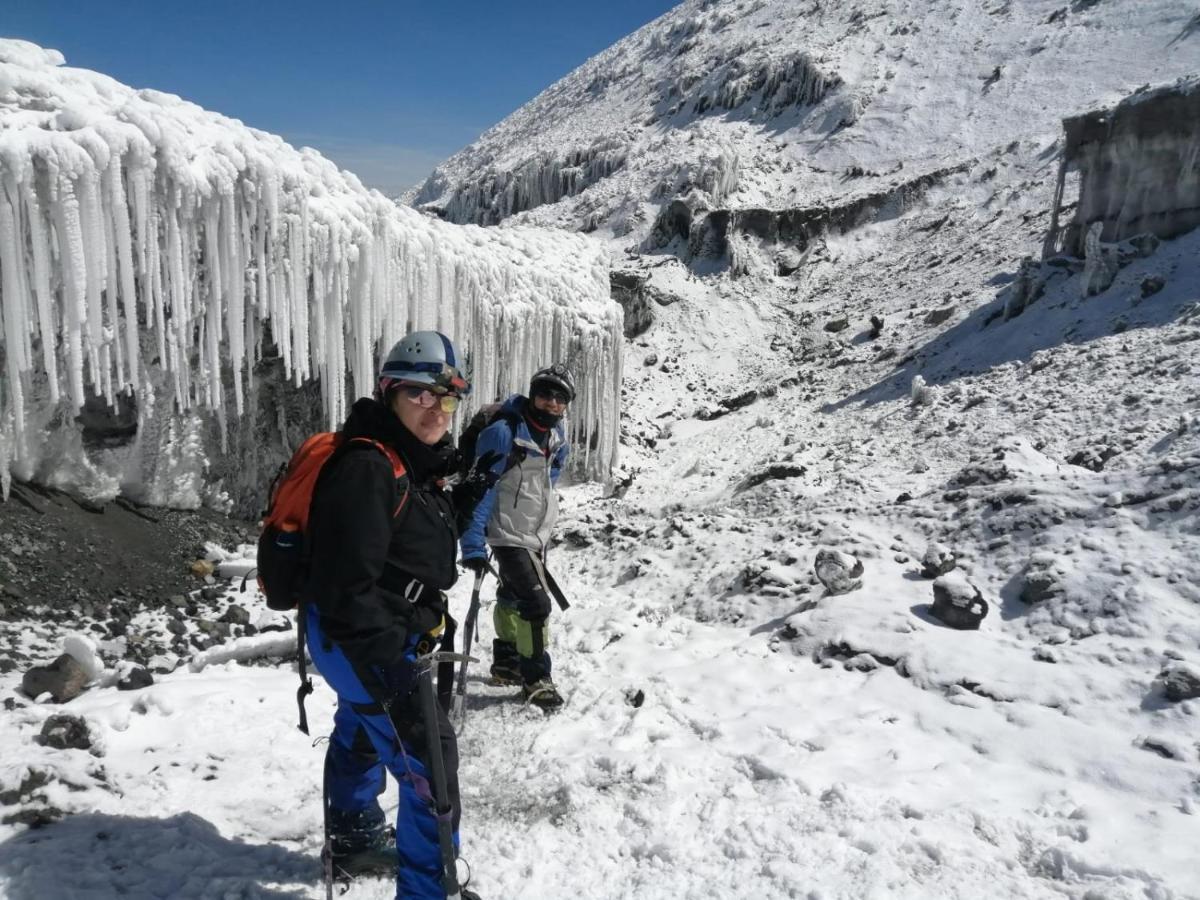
[407,590,447,639]
[452,450,503,512]
[462,557,488,574]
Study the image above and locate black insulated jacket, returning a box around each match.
[304,398,459,673]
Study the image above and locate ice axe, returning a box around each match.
[391,650,477,900]
[451,561,499,728]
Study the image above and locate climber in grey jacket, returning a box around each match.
[459,364,573,710]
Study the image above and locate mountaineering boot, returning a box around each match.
[331,839,395,878]
[489,638,522,685]
[522,677,564,710]
[488,662,522,685]
[461,889,482,900]
[327,808,396,878]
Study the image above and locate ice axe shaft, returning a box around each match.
[452,569,487,728]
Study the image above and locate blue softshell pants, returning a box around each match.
[306,606,460,900]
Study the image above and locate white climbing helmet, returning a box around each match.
[378,331,470,396]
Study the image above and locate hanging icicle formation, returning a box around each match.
[0,40,622,503]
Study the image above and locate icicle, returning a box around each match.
[101,165,123,402]
[22,178,59,405]
[110,159,140,390]
[0,44,623,508]
[77,171,107,394]
[51,173,89,409]
[0,177,29,445]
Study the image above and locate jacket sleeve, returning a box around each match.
[459,420,513,560]
[306,450,411,672]
[550,430,569,485]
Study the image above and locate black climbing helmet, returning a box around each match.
[529,363,575,403]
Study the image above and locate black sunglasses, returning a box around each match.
[534,387,570,405]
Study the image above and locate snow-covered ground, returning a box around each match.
[3,1,1200,899]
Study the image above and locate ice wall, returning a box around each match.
[1045,76,1200,257]
[0,40,622,507]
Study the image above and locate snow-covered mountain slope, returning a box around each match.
[0,40,621,510]
[413,0,1199,242]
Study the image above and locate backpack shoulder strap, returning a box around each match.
[345,437,410,516]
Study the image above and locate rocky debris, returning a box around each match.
[736,464,808,493]
[814,549,863,595]
[625,688,646,708]
[35,714,93,752]
[1020,553,1068,604]
[218,603,251,626]
[869,315,884,339]
[1081,223,1120,296]
[930,571,989,630]
[921,543,957,578]
[695,390,760,420]
[610,270,657,337]
[1066,444,1120,472]
[0,768,50,806]
[824,316,849,333]
[0,480,252,618]
[722,390,759,411]
[1161,662,1200,702]
[22,653,90,703]
[1003,256,1046,321]
[925,305,955,326]
[1140,274,1166,298]
[116,666,154,691]
[643,352,659,366]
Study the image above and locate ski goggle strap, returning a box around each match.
[380,360,470,395]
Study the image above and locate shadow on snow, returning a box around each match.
[0,811,315,900]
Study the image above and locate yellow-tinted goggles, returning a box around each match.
[402,386,461,414]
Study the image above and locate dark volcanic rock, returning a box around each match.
[35,714,93,752]
[1161,663,1200,702]
[219,604,251,626]
[116,667,154,691]
[22,654,89,703]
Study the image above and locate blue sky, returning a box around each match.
[5,0,678,195]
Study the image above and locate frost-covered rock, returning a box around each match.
[35,714,93,752]
[1020,553,1068,604]
[813,549,863,595]
[930,571,989,630]
[1161,662,1200,702]
[921,543,957,578]
[1081,223,1120,297]
[910,375,936,406]
[1066,444,1120,472]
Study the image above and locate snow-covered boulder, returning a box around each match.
[813,549,863,595]
[920,543,957,578]
[930,571,989,630]
[1020,553,1069,604]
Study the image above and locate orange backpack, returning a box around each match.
[258,433,408,611]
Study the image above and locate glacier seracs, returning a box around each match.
[0,40,622,506]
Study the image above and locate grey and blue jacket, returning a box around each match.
[460,395,568,560]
